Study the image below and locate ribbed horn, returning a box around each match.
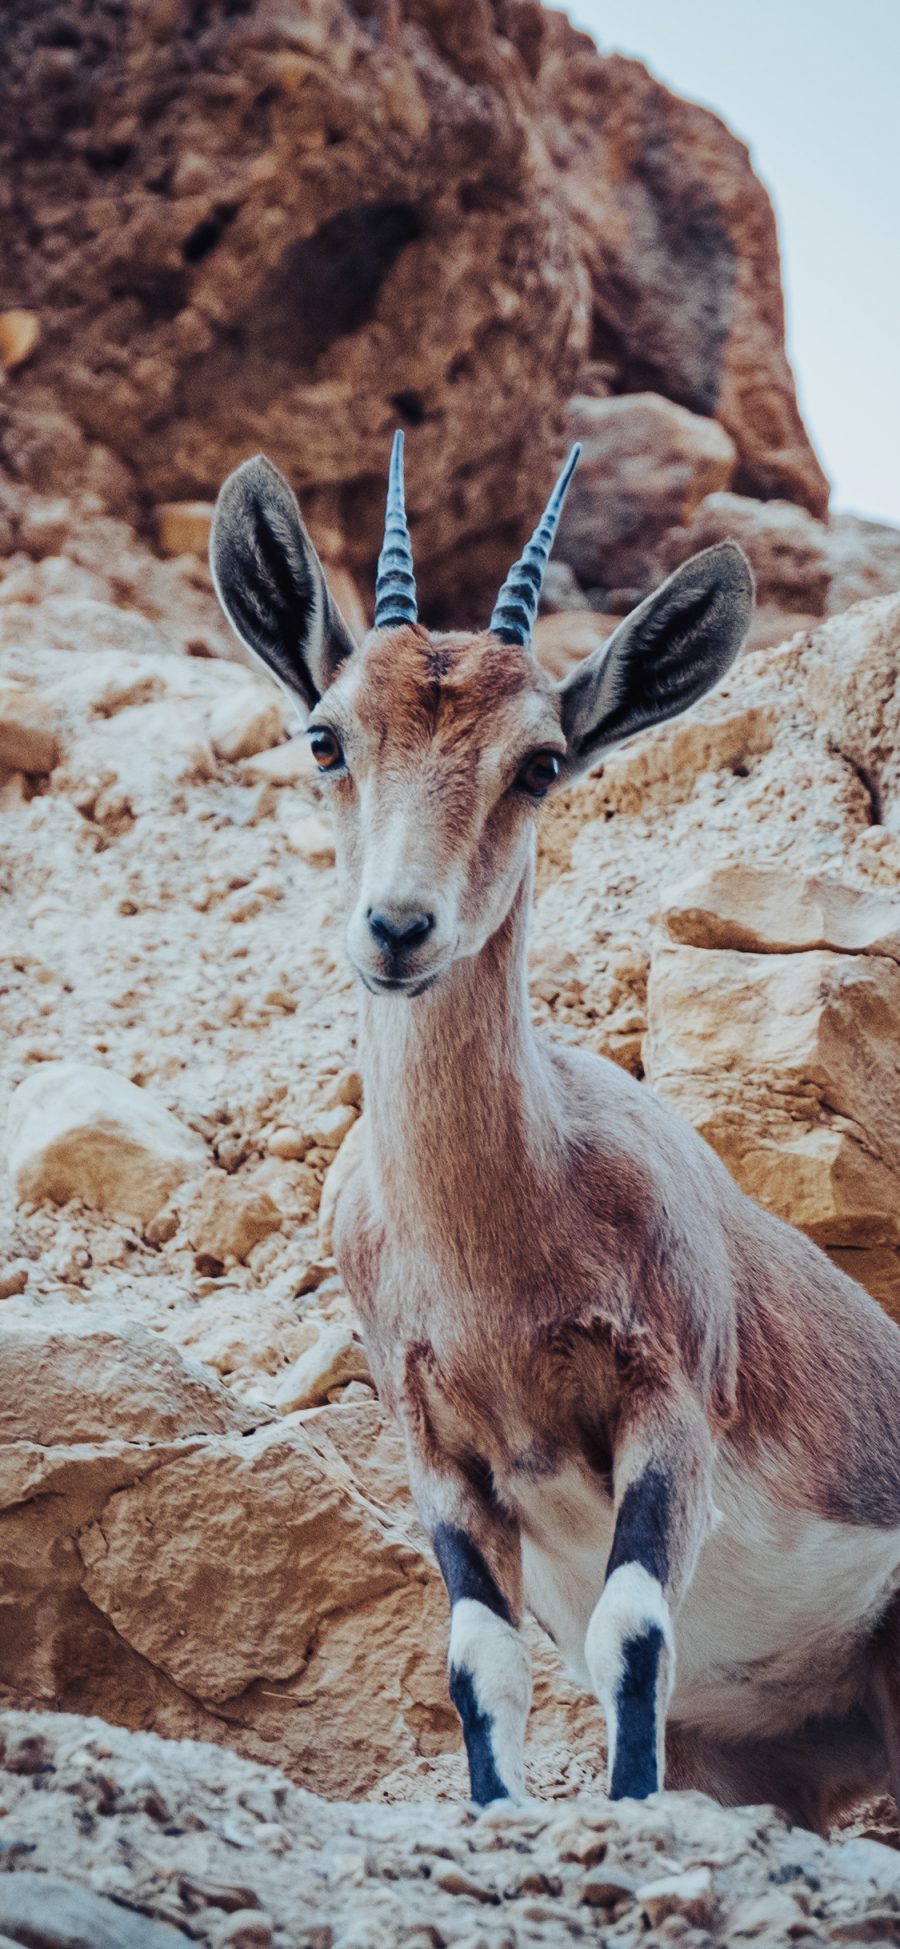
[489,443,581,646]
[374,429,417,631]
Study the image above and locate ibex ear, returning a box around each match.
[209,455,357,716]
[558,541,754,778]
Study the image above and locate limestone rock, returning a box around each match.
[209,682,290,762]
[273,1322,371,1411]
[660,864,900,960]
[558,393,736,599]
[540,21,829,518]
[0,1870,188,1949]
[0,1322,244,1446]
[326,563,368,645]
[806,592,900,830]
[238,739,315,787]
[660,490,832,617]
[533,611,615,681]
[645,942,900,1249]
[283,813,335,866]
[7,1062,207,1226]
[182,1174,282,1266]
[0,680,59,774]
[827,512,900,615]
[155,500,214,558]
[0,308,40,370]
[0,0,825,623]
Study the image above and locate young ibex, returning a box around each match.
[211,435,900,1829]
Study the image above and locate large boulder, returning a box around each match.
[539,18,829,517]
[558,393,736,603]
[645,869,900,1314]
[0,0,825,621]
[659,490,832,619]
[0,1321,598,1799]
[7,1062,207,1226]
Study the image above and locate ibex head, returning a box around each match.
[211,434,753,997]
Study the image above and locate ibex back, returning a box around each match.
[211,434,900,1830]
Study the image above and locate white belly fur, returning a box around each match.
[511,1449,900,1738]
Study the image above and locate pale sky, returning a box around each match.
[566,2,900,527]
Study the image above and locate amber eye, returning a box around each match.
[308,727,344,772]
[515,750,561,798]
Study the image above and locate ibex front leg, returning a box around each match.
[409,1453,531,1804]
[586,1390,714,1799]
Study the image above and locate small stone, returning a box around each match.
[285,813,335,866]
[0,308,40,370]
[155,499,214,557]
[239,739,315,786]
[580,1866,636,1907]
[214,1911,274,1949]
[0,682,59,774]
[210,684,290,762]
[184,1175,283,1265]
[638,1864,715,1927]
[320,1068,363,1111]
[267,1125,311,1160]
[0,1262,29,1299]
[310,1104,357,1150]
[274,1322,371,1412]
[326,563,368,643]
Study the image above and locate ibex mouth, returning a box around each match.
[359,969,443,999]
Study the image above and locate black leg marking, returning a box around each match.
[433,1523,512,1622]
[609,1625,663,1800]
[605,1468,670,1585]
[449,1668,508,1805]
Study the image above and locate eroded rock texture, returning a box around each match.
[0,0,836,628]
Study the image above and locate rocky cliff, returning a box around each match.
[3,1,900,1940]
[5,0,899,640]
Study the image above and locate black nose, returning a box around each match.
[368,907,435,955]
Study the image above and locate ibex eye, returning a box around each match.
[516,751,561,798]
[308,727,344,771]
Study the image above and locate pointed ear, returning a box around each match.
[558,541,754,777]
[209,455,357,716]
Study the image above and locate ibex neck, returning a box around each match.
[358,866,559,1267]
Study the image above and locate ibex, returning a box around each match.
[210,434,900,1830]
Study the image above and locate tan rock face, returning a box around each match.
[806,592,900,829]
[646,940,900,1251]
[0,0,827,625]
[181,1173,283,1267]
[7,1062,208,1226]
[0,1319,597,1799]
[661,863,900,959]
[558,393,736,600]
[660,491,832,617]
[647,858,900,1313]
[539,21,829,517]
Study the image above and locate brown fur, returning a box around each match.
[328,625,900,1824]
[208,455,900,1822]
